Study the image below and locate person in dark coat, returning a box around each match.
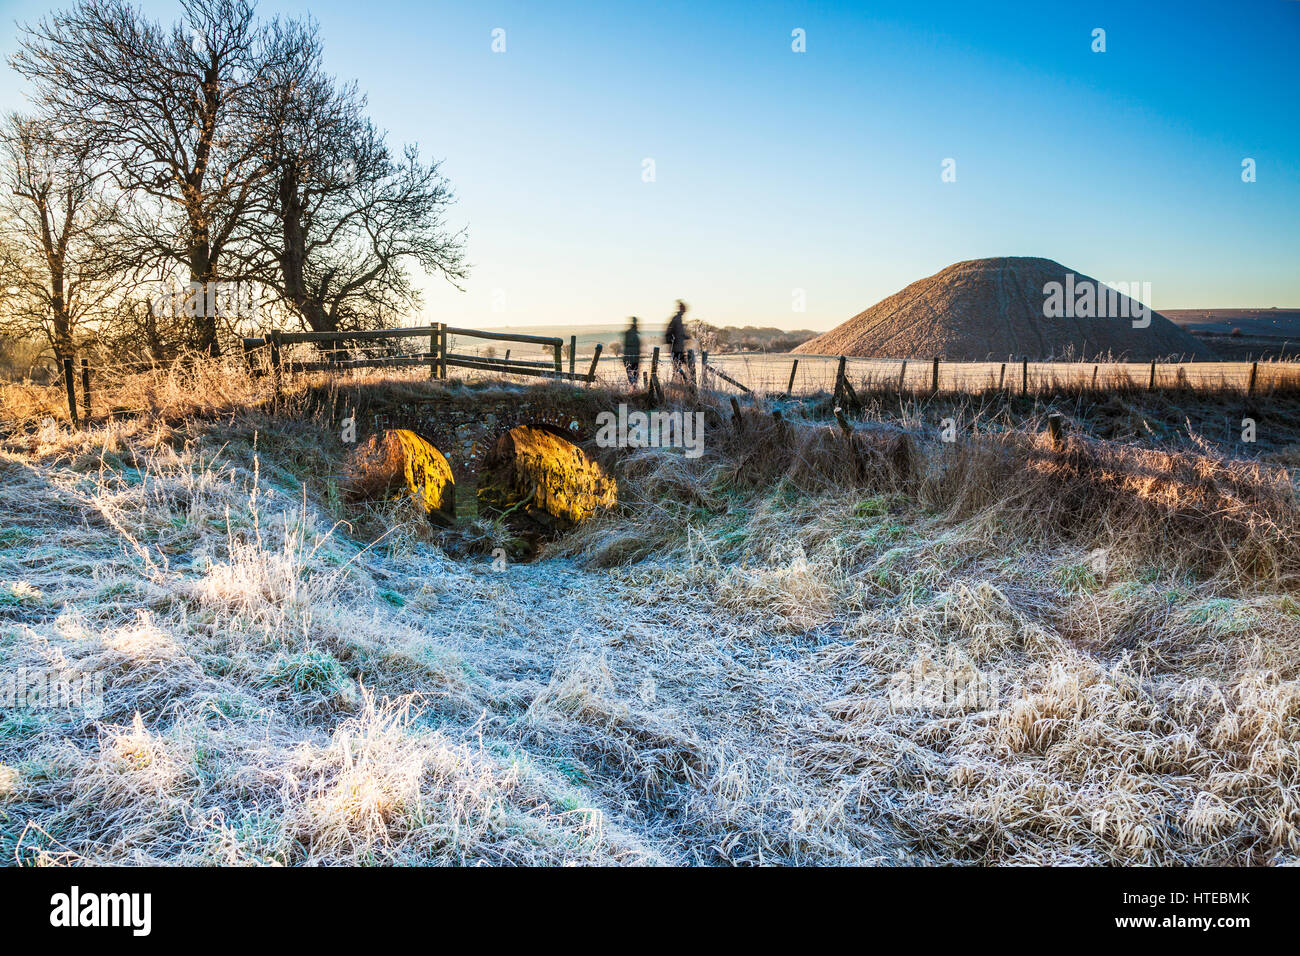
[665,299,688,379]
[622,317,641,387]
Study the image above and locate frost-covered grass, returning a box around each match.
[1,361,1298,865]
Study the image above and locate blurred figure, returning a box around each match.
[665,299,688,379]
[623,316,641,387]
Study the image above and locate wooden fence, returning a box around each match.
[46,333,1299,427]
[240,324,604,384]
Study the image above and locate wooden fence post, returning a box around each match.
[649,346,661,406]
[1148,360,1156,390]
[786,359,799,396]
[998,362,1006,391]
[834,356,847,406]
[1091,365,1098,390]
[268,330,282,407]
[834,408,862,475]
[569,335,576,380]
[1022,359,1028,396]
[700,350,709,391]
[931,356,940,393]
[439,324,448,379]
[552,340,563,379]
[842,369,859,407]
[80,358,90,420]
[269,330,282,377]
[62,357,78,426]
[1247,361,1258,397]
[1047,412,1065,451]
[585,343,602,386]
[430,328,438,379]
[898,359,908,392]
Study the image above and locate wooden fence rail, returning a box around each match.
[240,323,600,385]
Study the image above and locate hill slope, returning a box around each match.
[796,257,1216,361]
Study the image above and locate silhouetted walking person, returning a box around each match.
[623,316,641,387]
[665,299,688,380]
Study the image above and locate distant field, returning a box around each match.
[1162,309,1300,362]
[471,322,666,353]
[450,321,1300,393]
[583,352,1299,395]
[424,331,1300,395]
[1164,308,1300,336]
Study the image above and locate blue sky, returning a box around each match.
[2,0,1297,329]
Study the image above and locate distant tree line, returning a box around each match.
[687,321,817,354]
[0,0,466,374]
[603,321,817,357]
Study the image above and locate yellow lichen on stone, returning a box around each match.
[390,429,456,521]
[343,428,455,523]
[478,426,617,527]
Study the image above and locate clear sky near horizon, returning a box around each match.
[1,0,1297,331]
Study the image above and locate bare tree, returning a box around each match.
[13,0,272,355]
[688,319,718,352]
[252,18,466,334]
[94,290,178,364]
[0,114,122,361]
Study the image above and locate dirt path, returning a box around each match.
[379,551,901,864]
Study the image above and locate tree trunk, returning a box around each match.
[187,162,220,355]
[277,171,335,334]
[50,279,72,361]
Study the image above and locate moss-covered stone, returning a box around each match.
[477,425,617,528]
[343,428,455,524]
